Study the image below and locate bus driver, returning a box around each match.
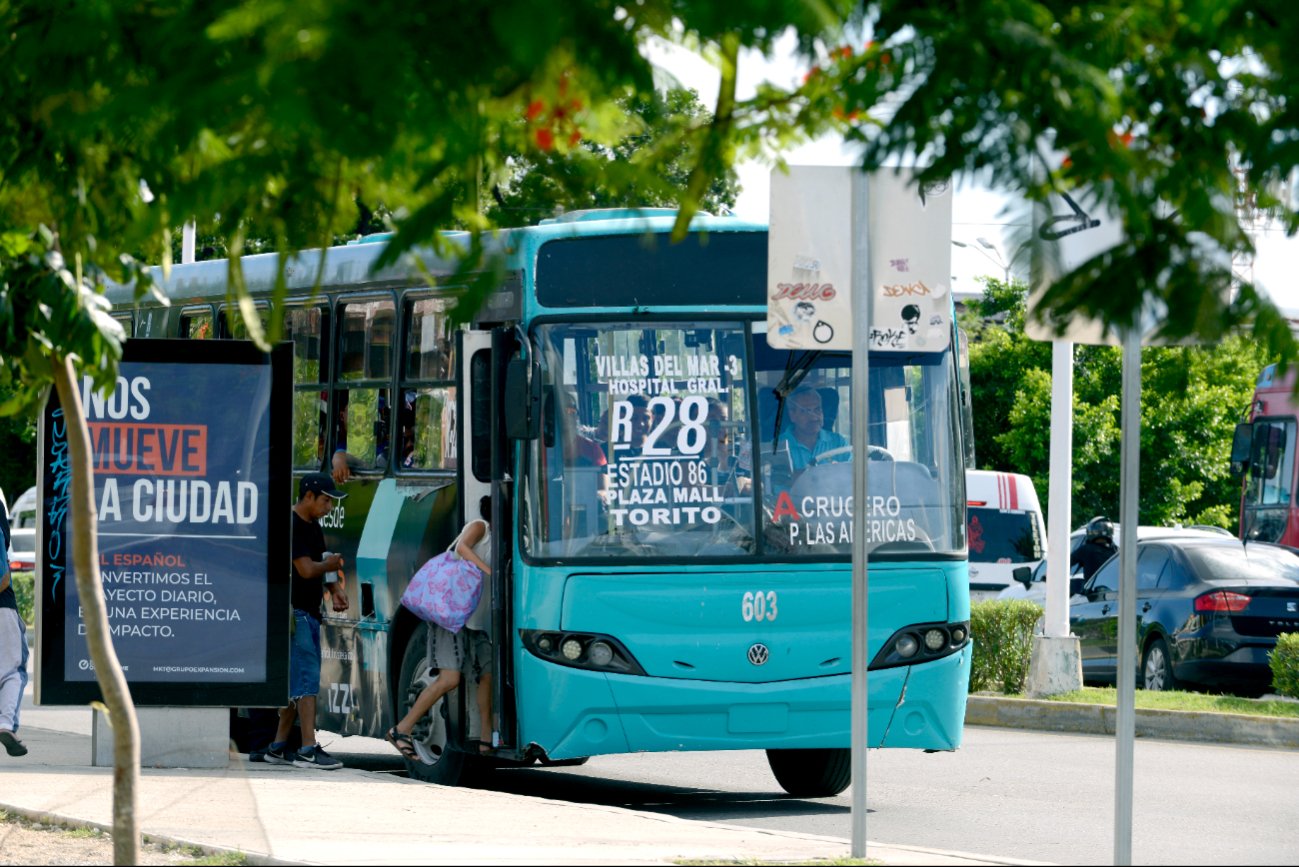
[779,386,847,474]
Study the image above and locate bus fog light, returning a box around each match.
[895,634,919,658]
[588,641,614,667]
[561,638,584,661]
[924,629,946,651]
[950,626,967,645]
[537,635,554,653]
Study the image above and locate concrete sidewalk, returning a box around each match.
[1,687,1044,867]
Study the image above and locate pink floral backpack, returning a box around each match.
[399,526,484,633]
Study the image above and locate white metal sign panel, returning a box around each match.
[766,166,854,349]
[868,172,953,352]
[767,167,952,352]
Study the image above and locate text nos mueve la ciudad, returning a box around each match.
[76,372,259,652]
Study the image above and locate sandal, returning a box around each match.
[385,726,417,761]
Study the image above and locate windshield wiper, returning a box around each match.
[769,349,822,450]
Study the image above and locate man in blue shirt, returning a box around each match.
[779,386,848,473]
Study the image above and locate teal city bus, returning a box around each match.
[108,209,972,795]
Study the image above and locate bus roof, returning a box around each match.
[106,210,765,307]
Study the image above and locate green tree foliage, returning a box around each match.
[0,381,36,505]
[488,88,740,226]
[5,4,1299,861]
[966,282,1270,532]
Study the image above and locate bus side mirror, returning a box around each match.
[1230,422,1252,478]
[1013,566,1033,589]
[504,356,541,440]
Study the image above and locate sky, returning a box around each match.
[645,34,1299,314]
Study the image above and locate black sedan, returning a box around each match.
[1070,535,1299,695]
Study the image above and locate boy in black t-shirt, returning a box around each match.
[265,473,348,770]
[0,497,27,758]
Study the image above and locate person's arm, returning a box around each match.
[324,562,349,612]
[455,520,491,575]
[331,449,354,485]
[296,552,349,611]
[293,552,343,581]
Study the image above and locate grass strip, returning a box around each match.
[1032,686,1299,718]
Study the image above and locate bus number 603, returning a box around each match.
[741,591,778,622]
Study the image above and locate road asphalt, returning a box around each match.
[4,675,1296,865]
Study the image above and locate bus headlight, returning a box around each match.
[522,630,646,675]
[870,621,971,670]
[588,641,615,667]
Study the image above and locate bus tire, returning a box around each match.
[538,755,590,767]
[397,624,466,786]
[766,748,851,797]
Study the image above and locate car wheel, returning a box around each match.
[1142,637,1178,692]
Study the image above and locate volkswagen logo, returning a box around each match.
[747,643,770,666]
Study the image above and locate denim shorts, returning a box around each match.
[289,609,322,701]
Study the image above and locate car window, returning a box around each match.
[1157,552,1194,590]
[1032,559,1047,582]
[1185,543,1299,582]
[1137,545,1169,591]
[1086,554,1120,596]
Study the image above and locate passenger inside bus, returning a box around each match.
[605,393,650,459]
[560,394,608,540]
[329,388,392,483]
[702,398,749,494]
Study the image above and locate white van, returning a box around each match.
[7,485,36,571]
[965,470,1047,602]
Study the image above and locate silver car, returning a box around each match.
[996,524,1235,605]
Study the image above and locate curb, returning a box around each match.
[0,802,299,867]
[966,695,1299,749]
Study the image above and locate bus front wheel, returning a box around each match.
[766,748,851,797]
[397,624,467,786]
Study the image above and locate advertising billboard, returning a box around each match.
[36,339,291,706]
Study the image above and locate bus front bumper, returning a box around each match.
[516,645,971,760]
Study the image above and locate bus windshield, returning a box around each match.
[520,320,965,560]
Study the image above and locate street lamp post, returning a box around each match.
[952,237,1019,284]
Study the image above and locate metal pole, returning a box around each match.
[1114,325,1141,865]
[849,172,873,859]
[182,222,196,265]
[1045,340,1073,638]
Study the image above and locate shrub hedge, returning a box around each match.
[1271,632,1299,699]
[969,598,1042,694]
[9,570,34,627]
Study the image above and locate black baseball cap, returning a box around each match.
[299,472,347,500]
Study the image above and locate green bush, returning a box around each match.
[1271,632,1299,699]
[969,598,1043,694]
[9,571,34,627]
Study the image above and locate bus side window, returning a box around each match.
[335,297,395,472]
[220,302,271,339]
[396,296,457,472]
[179,306,214,340]
[286,304,330,471]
